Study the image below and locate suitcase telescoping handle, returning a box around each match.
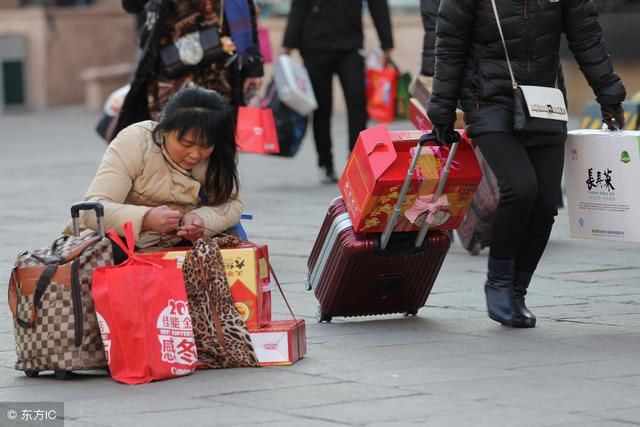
[70,201,105,237]
[380,131,461,250]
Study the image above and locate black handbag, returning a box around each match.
[159,27,227,78]
[264,81,307,157]
[491,0,568,137]
[159,0,234,78]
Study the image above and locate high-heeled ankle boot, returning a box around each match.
[485,257,517,326]
[513,270,536,328]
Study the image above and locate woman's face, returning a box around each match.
[164,129,214,170]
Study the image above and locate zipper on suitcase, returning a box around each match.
[71,259,84,347]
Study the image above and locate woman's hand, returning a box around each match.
[177,212,205,242]
[243,77,263,94]
[601,103,625,130]
[142,205,182,233]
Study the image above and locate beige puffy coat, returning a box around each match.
[65,121,242,248]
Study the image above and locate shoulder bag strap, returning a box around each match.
[490,0,518,90]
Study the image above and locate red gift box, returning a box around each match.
[139,243,272,330]
[409,97,433,131]
[249,320,306,366]
[409,97,465,131]
[339,124,482,233]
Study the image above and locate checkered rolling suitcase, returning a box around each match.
[8,202,114,379]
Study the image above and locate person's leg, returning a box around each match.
[475,132,539,327]
[476,133,539,260]
[514,143,565,272]
[303,53,337,180]
[336,49,367,153]
[509,143,564,324]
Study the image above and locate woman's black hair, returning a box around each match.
[151,86,239,206]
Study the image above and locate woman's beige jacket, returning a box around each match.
[64,121,242,248]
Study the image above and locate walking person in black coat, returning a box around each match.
[428,0,626,328]
[113,0,264,139]
[282,0,394,184]
[420,0,439,80]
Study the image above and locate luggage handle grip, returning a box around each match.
[380,131,461,250]
[70,202,105,237]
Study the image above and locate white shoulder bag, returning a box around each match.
[491,0,568,134]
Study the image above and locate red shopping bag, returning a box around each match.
[366,66,399,123]
[92,222,198,385]
[258,27,273,63]
[236,106,280,154]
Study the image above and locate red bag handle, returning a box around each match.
[108,221,171,268]
[107,221,135,257]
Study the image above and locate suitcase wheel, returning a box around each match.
[24,370,39,378]
[54,370,72,381]
[403,310,418,317]
[316,307,332,323]
[304,274,312,291]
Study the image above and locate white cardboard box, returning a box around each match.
[565,129,640,242]
[249,320,306,366]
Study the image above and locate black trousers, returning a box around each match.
[303,49,367,171]
[475,133,565,273]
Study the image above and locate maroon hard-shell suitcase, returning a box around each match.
[456,147,499,255]
[305,132,460,322]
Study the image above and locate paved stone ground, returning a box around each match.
[0,107,639,427]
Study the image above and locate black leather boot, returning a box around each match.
[485,257,517,326]
[513,270,536,328]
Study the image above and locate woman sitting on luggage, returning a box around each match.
[67,86,241,256]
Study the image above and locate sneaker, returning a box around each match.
[319,166,338,184]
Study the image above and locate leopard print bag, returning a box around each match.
[182,235,259,369]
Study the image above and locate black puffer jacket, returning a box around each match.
[420,0,439,76]
[283,0,393,54]
[427,0,626,137]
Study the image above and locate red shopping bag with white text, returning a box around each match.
[92,222,198,385]
[236,107,280,154]
[366,66,399,123]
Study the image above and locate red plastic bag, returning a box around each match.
[258,27,273,63]
[366,66,399,123]
[92,222,198,385]
[236,107,280,154]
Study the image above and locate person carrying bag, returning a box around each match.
[427,0,626,328]
[113,0,264,138]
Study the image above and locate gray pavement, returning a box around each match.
[0,107,639,427]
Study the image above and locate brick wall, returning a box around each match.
[46,6,137,105]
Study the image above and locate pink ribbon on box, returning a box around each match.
[417,117,431,133]
[410,145,463,173]
[404,194,451,227]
